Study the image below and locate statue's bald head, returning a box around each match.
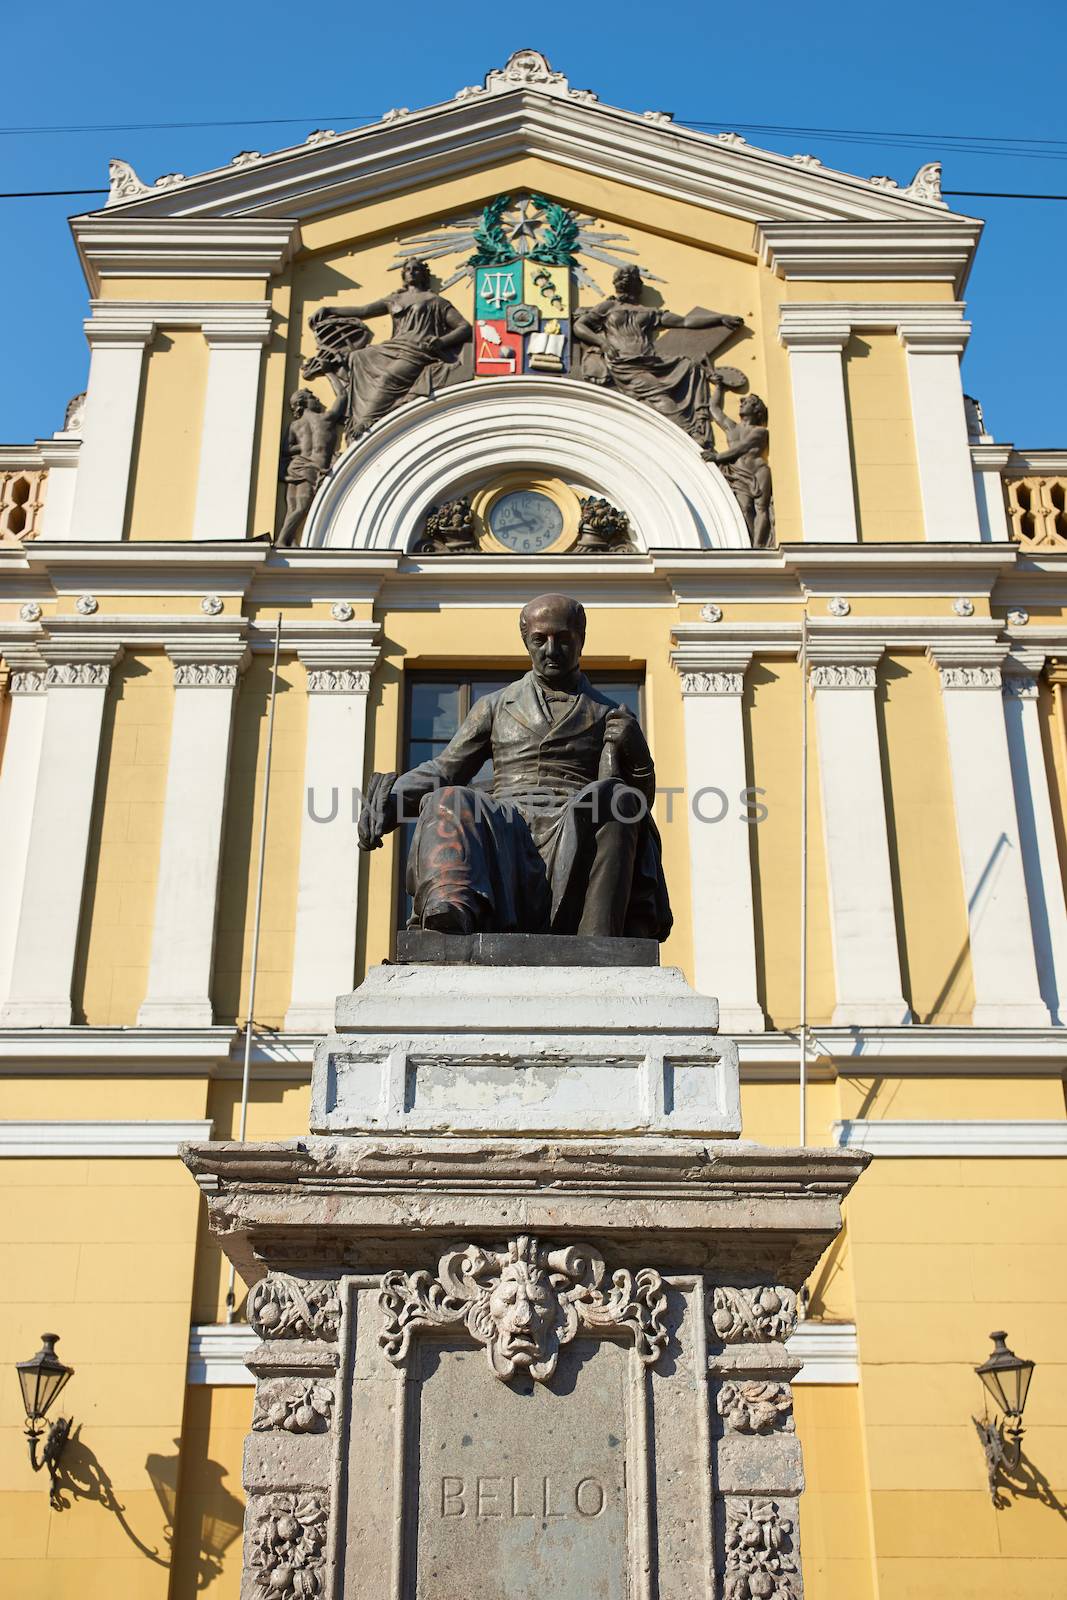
[519,594,586,685]
[519,593,586,642]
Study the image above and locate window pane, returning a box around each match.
[409,682,461,741]
[592,679,642,721]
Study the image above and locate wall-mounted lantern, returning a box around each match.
[16,1333,75,1507]
[973,1329,1035,1499]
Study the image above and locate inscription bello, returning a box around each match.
[438,1475,608,1520]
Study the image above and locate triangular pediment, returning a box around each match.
[76,51,980,233]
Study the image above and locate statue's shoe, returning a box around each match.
[421,901,474,935]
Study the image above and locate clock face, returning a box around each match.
[487,489,564,553]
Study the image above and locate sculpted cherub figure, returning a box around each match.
[704,380,774,548]
[275,387,346,548]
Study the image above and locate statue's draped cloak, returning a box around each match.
[394,672,672,939]
[345,291,461,434]
[576,298,713,446]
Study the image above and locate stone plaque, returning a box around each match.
[411,1338,629,1599]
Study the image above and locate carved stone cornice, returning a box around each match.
[8,668,47,695]
[305,668,371,694]
[679,669,746,697]
[172,660,243,688]
[926,640,1007,691]
[808,663,877,690]
[166,635,249,688]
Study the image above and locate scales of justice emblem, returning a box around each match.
[393,194,664,380]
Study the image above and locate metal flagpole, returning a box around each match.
[226,612,283,1323]
[799,605,809,1149]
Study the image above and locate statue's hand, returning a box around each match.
[722,314,743,330]
[357,770,398,852]
[603,707,642,762]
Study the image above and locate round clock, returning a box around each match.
[486,489,565,553]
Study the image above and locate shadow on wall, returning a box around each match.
[989,1441,1067,1522]
[47,1429,244,1590]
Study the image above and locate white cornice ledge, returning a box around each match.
[834,1119,1067,1157]
[779,301,970,350]
[786,1322,858,1384]
[186,1318,859,1386]
[189,1323,257,1384]
[757,221,980,296]
[0,1119,213,1157]
[72,218,299,296]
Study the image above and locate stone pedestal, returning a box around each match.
[183,961,866,1600]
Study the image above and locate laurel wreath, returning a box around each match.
[527,194,580,267]
[468,194,514,267]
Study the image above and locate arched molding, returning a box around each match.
[303,376,751,551]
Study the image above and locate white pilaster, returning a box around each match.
[0,641,122,1027]
[137,640,249,1028]
[67,314,154,542]
[900,316,982,542]
[808,645,910,1026]
[36,439,81,542]
[0,658,48,1008]
[970,442,1013,543]
[778,320,858,543]
[928,643,1049,1026]
[669,647,764,1031]
[285,630,381,1032]
[1002,660,1067,1025]
[192,308,273,541]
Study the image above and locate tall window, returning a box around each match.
[399,671,643,925]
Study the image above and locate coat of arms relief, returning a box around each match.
[282,193,773,548]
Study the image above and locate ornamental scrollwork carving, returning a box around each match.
[173,662,240,689]
[305,668,371,694]
[808,664,877,691]
[717,1380,795,1435]
[937,665,1002,690]
[708,1285,798,1344]
[724,1498,801,1600]
[9,669,46,694]
[247,1274,341,1342]
[680,671,745,697]
[379,1235,668,1385]
[44,662,111,689]
[249,1493,328,1600]
[252,1379,334,1434]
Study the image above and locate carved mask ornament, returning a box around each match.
[380,1234,668,1384]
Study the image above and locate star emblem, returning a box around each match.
[506,198,544,255]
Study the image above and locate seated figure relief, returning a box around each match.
[358,594,672,942]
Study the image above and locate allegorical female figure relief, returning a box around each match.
[306,258,471,440]
[573,264,742,448]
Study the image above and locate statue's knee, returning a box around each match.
[609,785,647,825]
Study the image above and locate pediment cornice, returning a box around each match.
[71,58,982,259]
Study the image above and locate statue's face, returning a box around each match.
[613,268,641,303]
[522,600,584,683]
[403,260,430,290]
[488,1260,556,1368]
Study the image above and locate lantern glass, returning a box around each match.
[16,1334,73,1423]
[976,1331,1034,1420]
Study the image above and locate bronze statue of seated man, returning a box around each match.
[357,593,672,941]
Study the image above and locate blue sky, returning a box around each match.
[2,1,1065,446]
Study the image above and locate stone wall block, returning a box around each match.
[243,1428,334,1492]
[715,1433,804,1498]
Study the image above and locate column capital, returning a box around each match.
[38,637,124,688]
[805,641,884,690]
[166,636,250,688]
[898,319,970,356]
[295,624,382,692]
[670,640,753,695]
[927,639,1007,690]
[778,322,851,352]
[83,314,156,350]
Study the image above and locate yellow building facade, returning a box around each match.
[1,48,1065,1599]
